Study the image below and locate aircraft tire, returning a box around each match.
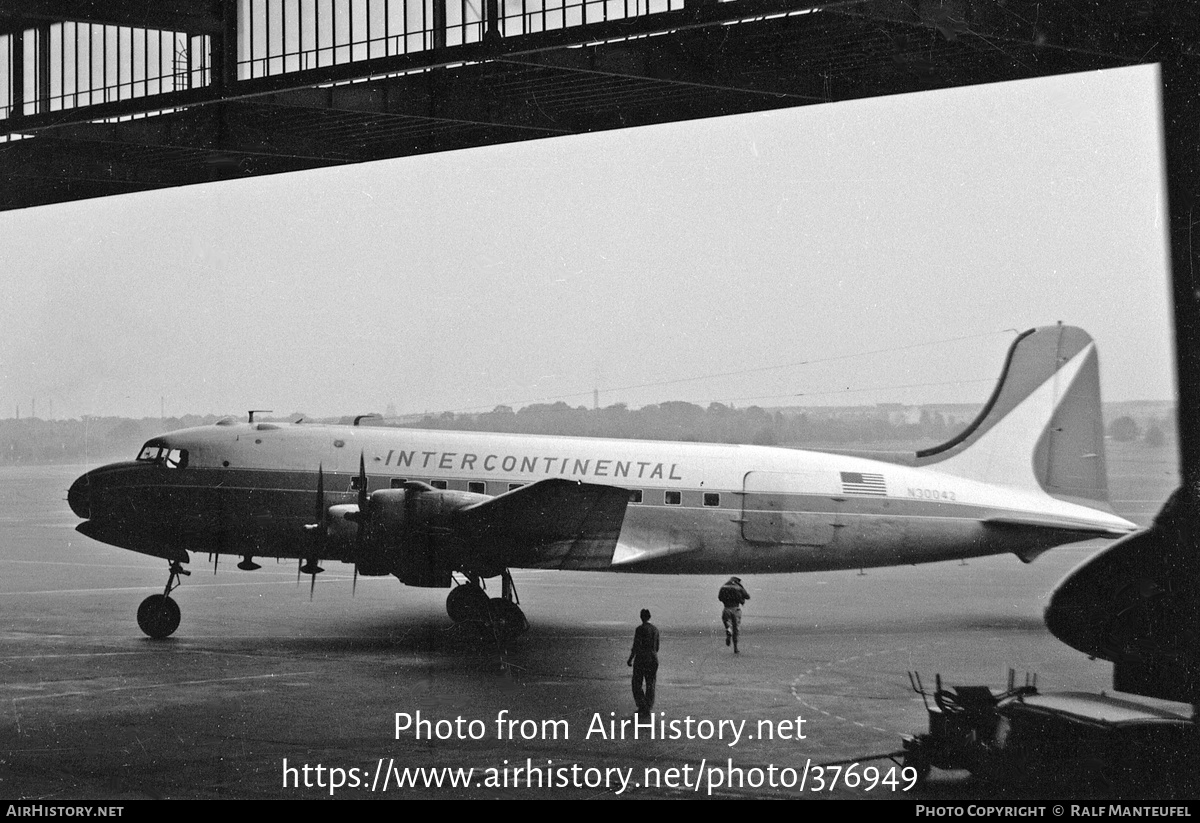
[137,594,181,639]
[488,597,528,640]
[902,742,932,786]
[446,584,490,624]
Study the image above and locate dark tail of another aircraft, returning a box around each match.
[1046,489,1200,706]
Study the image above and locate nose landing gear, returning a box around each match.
[137,560,189,639]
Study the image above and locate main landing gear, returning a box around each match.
[445,570,528,641]
[137,560,189,639]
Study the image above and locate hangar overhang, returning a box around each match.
[0,1,1180,212]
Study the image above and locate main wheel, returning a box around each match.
[902,740,932,786]
[488,597,529,640]
[446,584,490,624]
[137,594,181,639]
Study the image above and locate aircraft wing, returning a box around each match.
[455,478,631,570]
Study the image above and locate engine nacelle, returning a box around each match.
[356,484,485,587]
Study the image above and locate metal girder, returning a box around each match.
[0,139,195,191]
[44,105,360,165]
[0,0,223,35]
[1163,49,1200,495]
[0,0,1181,214]
[0,0,1159,140]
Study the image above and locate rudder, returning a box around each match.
[914,324,1111,508]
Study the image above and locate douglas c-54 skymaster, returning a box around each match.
[68,324,1136,639]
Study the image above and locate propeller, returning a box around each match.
[351,453,369,593]
[300,464,326,597]
[357,453,368,512]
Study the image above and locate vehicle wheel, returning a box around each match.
[903,743,932,786]
[446,584,490,624]
[488,597,529,640]
[137,594,181,639]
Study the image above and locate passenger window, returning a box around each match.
[703,493,720,507]
[350,476,366,491]
[508,483,525,491]
[430,480,448,490]
[629,490,643,504]
[468,481,486,494]
[665,491,681,505]
[390,478,408,488]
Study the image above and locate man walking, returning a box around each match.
[718,577,750,653]
[626,608,659,715]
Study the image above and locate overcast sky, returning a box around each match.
[0,64,1173,421]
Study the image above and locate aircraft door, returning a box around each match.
[741,471,838,546]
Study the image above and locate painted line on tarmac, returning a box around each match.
[790,645,937,736]
[11,671,319,702]
[0,558,169,569]
[0,651,155,661]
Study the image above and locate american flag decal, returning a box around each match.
[840,471,887,496]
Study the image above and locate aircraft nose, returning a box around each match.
[68,473,91,519]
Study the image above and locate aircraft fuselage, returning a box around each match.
[68,420,1134,576]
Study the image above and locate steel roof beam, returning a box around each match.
[0,0,223,35]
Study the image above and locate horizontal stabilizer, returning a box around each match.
[983,515,1134,539]
[457,478,631,570]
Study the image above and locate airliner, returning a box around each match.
[67,324,1136,639]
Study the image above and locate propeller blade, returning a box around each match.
[301,465,326,591]
[353,565,358,597]
[315,464,325,523]
[354,453,369,562]
[357,453,368,511]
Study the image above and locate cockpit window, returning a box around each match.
[137,444,164,462]
[136,443,188,468]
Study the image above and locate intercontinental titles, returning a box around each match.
[383,448,683,481]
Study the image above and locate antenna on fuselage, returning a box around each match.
[353,413,381,426]
[248,409,273,423]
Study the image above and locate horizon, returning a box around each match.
[0,395,1177,424]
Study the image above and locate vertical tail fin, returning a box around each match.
[915,324,1112,509]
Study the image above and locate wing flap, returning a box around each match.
[609,541,697,566]
[456,478,631,570]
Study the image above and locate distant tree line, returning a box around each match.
[0,415,224,465]
[395,401,967,449]
[1106,414,1175,447]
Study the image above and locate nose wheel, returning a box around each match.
[137,594,181,639]
[137,560,189,639]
